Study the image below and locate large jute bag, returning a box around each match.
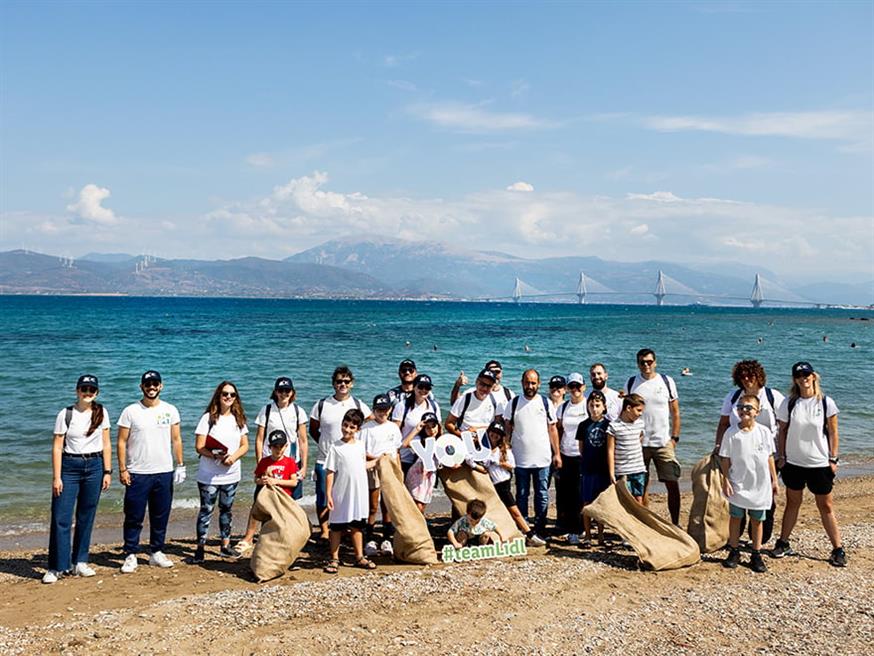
[583,481,700,571]
[376,456,438,564]
[438,466,521,541]
[249,485,311,582]
[687,453,730,553]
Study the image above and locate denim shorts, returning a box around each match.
[623,472,647,497]
[729,503,767,522]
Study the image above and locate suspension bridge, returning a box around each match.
[476,271,858,308]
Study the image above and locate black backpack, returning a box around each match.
[507,394,552,425]
[457,390,497,426]
[626,374,676,400]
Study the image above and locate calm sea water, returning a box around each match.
[1,296,871,532]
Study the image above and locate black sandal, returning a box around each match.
[323,559,339,574]
[355,557,377,570]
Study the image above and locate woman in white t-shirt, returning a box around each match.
[191,381,249,564]
[254,376,308,500]
[773,362,846,567]
[44,374,112,584]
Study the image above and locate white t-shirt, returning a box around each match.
[325,439,369,524]
[502,395,557,469]
[557,399,588,457]
[449,390,500,432]
[54,405,112,454]
[360,419,403,459]
[625,375,679,448]
[719,388,785,440]
[607,418,646,476]
[585,387,622,421]
[194,412,248,485]
[470,447,515,484]
[310,396,371,465]
[776,396,839,468]
[391,397,442,463]
[719,424,774,510]
[255,402,307,461]
[117,400,180,474]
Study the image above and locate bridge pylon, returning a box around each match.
[654,270,667,306]
[576,272,587,304]
[750,273,764,308]
[512,277,523,304]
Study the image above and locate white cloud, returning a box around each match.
[384,52,420,67]
[65,184,119,225]
[627,191,682,203]
[643,110,873,148]
[245,152,275,167]
[629,224,649,236]
[506,181,534,192]
[386,79,418,92]
[407,101,553,132]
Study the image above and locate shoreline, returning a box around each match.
[1,476,872,655]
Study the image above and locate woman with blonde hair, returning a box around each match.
[191,381,249,563]
[772,362,846,566]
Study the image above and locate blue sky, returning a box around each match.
[1,1,872,282]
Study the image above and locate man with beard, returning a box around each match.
[586,363,621,421]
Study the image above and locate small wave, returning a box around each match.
[171,497,200,509]
[0,521,47,536]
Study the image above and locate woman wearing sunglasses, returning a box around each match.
[44,374,112,583]
[773,362,846,567]
[191,381,249,563]
[253,377,307,500]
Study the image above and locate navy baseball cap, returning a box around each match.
[77,374,99,390]
[141,370,162,385]
[478,369,497,382]
[420,412,440,425]
[268,430,288,447]
[399,359,416,370]
[274,376,294,390]
[414,374,433,389]
[372,394,393,410]
[549,375,567,388]
[486,420,506,435]
[791,361,815,377]
[485,360,502,371]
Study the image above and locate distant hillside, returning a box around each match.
[0,250,393,297]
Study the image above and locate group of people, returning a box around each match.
[44,352,847,583]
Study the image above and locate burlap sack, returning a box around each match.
[687,453,730,553]
[438,466,521,541]
[249,486,311,582]
[376,456,438,565]
[583,481,700,570]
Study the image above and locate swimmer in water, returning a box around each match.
[757,337,764,345]
[524,344,531,352]
[681,367,692,376]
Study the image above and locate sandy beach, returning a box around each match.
[1,475,872,655]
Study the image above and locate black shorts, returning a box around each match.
[329,519,367,532]
[494,480,516,508]
[781,462,835,495]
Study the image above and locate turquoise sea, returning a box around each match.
[1,296,872,534]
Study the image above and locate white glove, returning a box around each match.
[173,464,187,485]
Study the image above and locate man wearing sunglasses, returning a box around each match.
[310,366,371,541]
[387,359,434,407]
[624,349,682,525]
[116,370,184,573]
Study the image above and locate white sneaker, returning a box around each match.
[149,551,174,568]
[526,534,547,547]
[380,539,394,556]
[42,569,60,584]
[567,534,580,546]
[120,554,138,574]
[73,562,96,577]
[364,540,379,557]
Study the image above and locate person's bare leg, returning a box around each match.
[728,516,741,549]
[329,529,342,562]
[367,489,379,526]
[779,488,804,541]
[508,505,531,533]
[351,528,364,561]
[749,518,763,551]
[319,508,330,540]
[815,493,842,549]
[240,513,260,544]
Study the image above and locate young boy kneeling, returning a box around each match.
[448,499,500,548]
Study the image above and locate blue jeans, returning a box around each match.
[515,466,550,534]
[48,455,104,571]
[291,462,303,501]
[123,471,173,555]
[315,462,327,511]
[196,482,238,543]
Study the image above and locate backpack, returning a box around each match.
[400,395,438,427]
[457,390,497,426]
[63,406,74,452]
[507,394,552,425]
[264,402,302,461]
[730,388,776,419]
[626,374,676,401]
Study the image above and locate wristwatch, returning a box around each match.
[828,457,840,465]
[671,435,680,443]
[103,469,113,475]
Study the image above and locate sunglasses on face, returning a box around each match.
[334,379,352,385]
[639,359,655,366]
[78,386,98,394]
[399,367,415,374]
[736,404,758,412]
[276,388,292,394]
[794,372,813,379]
[568,383,583,390]
[221,391,237,398]
[143,383,160,389]
[417,384,432,391]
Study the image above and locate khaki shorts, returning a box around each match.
[367,468,380,491]
[643,445,681,482]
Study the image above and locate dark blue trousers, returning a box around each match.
[123,471,173,554]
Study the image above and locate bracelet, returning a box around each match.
[671,435,680,443]
[103,469,112,475]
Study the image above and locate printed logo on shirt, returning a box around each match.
[264,464,287,479]
[156,411,173,426]
[588,426,606,448]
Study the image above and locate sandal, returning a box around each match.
[355,557,377,570]
[323,559,339,574]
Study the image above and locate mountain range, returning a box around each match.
[1,238,871,306]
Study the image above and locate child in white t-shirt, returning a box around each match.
[360,394,403,557]
[324,409,376,573]
[719,394,778,573]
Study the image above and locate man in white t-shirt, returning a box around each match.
[116,370,184,573]
[624,349,682,524]
[309,366,372,541]
[445,369,502,435]
[501,369,559,539]
[449,359,516,409]
[586,363,621,421]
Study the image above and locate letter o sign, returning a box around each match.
[435,434,467,467]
